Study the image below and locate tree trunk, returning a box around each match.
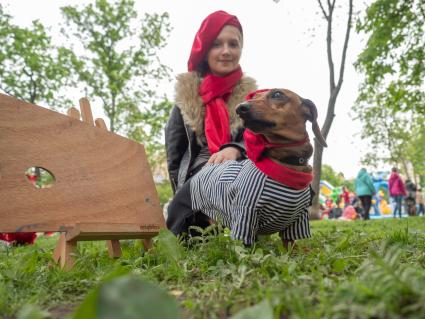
[311,0,353,219]
[310,139,325,219]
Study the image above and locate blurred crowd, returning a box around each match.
[320,167,424,221]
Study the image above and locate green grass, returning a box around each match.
[1,217,425,318]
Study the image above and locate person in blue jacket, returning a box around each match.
[355,168,376,220]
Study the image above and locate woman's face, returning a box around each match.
[206,25,242,77]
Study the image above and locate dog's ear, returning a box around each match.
[301,98,327,147]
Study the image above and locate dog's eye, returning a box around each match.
[270,91,285,99]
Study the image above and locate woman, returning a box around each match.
[165,10,257,233]
[355,168,376,220]
[165,10,256,193]
[388,167,406,218]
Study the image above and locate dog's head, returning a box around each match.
[236,89,327,147]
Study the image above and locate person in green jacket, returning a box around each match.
[355,168,376,220]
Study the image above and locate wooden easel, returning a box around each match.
[0,93,165,269]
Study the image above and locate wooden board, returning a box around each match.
[0,93,164,232]
[65,222,159,241]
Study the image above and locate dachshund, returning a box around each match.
[166,88,327,248]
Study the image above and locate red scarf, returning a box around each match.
[200,67,242,153]
[243,90,313,189]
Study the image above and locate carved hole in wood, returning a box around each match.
[25,167,55,189]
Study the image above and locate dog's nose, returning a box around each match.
[236,102,251,115]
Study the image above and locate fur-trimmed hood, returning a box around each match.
[174,72,257,138]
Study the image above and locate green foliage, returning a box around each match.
[356,0,425,104]
[0,4,76,110]
[74,275,181,319]
[2,219,425,318]
[321,164,354,190]
[16,304,50,319]
[154,229,184,267]
[230,299,273,319]
[404,122,425,184]
[155,181,173,206]
[128,100,173,173]
[321,164,344,187]
[60,0,172,135]
[352,84,425,179]
[331,242,425,317]
[354,0,425,177]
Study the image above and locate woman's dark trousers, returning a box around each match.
[359,195,372,220]
[166,178,210,238]
[392,195,403,218]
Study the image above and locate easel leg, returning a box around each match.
[53,233,66,263]
[60,239,77,270]
[142,238,153,251]
[106,240,122,258]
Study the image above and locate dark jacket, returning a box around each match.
[405,180,417,200]
[165,71,257,193]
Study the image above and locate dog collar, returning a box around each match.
[264,136,309,149]
[279,156,309,166]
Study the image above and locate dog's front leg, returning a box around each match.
[282,239,295,251]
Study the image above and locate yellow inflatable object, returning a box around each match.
[320,183,333,197]
[380,199,391,215]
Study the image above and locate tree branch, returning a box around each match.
[22,67,37,103]
[325,1,336,92]
[317,0,328,19]
[335,0,353,95]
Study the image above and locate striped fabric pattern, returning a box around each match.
[190,160,311,245]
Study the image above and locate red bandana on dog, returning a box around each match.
[243,90,313,189]
[187,10,243,154]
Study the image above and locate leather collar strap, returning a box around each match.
[264,136,309,149]
[264,137,310,166]
[279,156,308,166]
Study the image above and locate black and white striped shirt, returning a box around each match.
[190,160,311,245]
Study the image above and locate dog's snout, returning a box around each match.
[236,102,251,115]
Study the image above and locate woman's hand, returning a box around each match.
[207,147,241,164]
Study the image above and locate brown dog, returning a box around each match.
[236,88,327,171]
[167,88,327,248]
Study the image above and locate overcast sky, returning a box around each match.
[3,0,379,179]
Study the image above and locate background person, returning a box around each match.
[388,167,406,218]
[355,168,376,220]
[340,185,350,208]
[404,179,417,216]
[416,187,424,216]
